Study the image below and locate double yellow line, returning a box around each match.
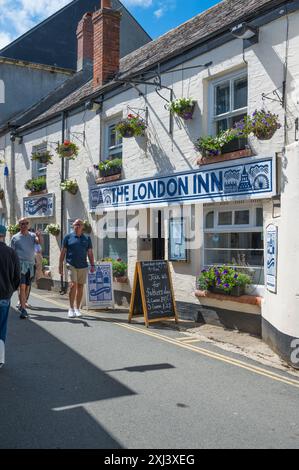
[31,292,299,389]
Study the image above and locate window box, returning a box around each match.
[209,285,245,297]
[221,137,248,154]
[100,167,122,178]
[198,148,252,165]
[114,276,128,284]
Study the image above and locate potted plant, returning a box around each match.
[103,257,128,282]
[195,129,237,159]
[0,189,4,200]
[98,158,122,178]
[83,220,92,234]
[31,150,53,165]
[56,140,79,160]
[7,224,20,235]
[197,265,252,297]
[115,114,146,138]
[25,176,47,193]
[60,179,79,195]
[235,110,281,140]
[42,258,49,271]
[45,224,60,237]
[169,98,196,120]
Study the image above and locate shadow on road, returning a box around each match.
[0,308,136,449]
[105,363,176,373]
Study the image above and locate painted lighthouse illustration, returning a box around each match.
[238,167,253,192]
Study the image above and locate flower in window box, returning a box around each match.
[56,141,79,160]
[60,179,79,195]
[25,176,47,193]
[197,265,252,296]
[169,98,196,120]
[115,114,146,138]
[45,224,60,237]
[195,129,237,158]
[234,110,281,140]
[98,158,122,177]
[31,150,53,165]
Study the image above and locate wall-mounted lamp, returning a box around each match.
[85,99,103,113]
[231,22,258,40]
[15,135,23,145]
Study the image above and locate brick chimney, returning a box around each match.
[76,12,94,72]
[92,0,121,89]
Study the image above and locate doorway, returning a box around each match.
[152,210,165,260]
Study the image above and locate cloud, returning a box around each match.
[0,31,12,49]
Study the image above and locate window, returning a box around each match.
[211,73,248,134]
[104,120,122,161]
[32,143,48,178]
[103,212,127,262]
[203,206,264,285]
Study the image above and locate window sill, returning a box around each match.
[197,148,253,166]
[27,189,48,196]
[96,174,122,185]
[195,289,263,308]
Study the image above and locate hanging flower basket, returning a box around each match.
[83,220,92,234]
[7,224,20,235]
[234,110,281,141]
[45,224,60,237]
[56,141,79,160]
[0,189,4,200]
[60,179,79,195]
[169,98,196,120]
[115,114,146,138]
[31,150,53,165]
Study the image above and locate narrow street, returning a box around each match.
[1,290,299,449]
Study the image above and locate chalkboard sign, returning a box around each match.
[129,261,178,327]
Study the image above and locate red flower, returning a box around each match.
[64,140,71,146]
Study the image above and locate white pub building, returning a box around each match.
[1,0,299,367]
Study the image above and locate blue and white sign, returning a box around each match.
[90,156,275,212]
[266,224,278,294]
[23,193,55,218]
[86,263,114,309]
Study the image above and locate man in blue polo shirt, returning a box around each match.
[59,219,95,318]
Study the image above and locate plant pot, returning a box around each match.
[67,187,78,195]
[49,231,60,237]
[60,148,75,158]
[120,128,135,138]
[37,155,51,164]
[253,128,276,140]
[209,285,245,297]
[114,276,128,283]
[100,167,122,178]
[221,137,248,154]
[178,104,195,120]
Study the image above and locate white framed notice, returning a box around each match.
[266,224,278,294]
[86,262,114,309]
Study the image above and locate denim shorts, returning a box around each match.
[20,269,33,286]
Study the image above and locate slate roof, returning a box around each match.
[16,0,288,132]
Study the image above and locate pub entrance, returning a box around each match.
[152,210,165,260]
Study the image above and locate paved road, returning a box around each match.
[1,291,299,449]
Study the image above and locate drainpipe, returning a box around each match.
[10,137,16,224]
[60,111,68,294]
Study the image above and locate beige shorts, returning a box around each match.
[67,265,88,285]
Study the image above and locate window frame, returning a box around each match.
[203,204,264,285]
[208,70,248,135]
[31,143,48,178]
[103,118,123,162]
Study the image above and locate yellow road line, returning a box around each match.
[31,292,299,389]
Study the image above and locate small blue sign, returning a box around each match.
[90,156,275,212]
[23,193,55,218]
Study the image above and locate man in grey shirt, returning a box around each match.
[11,218,41,319]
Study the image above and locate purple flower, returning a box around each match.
[234,274,238,279]
[223,270,228,274]
[224,283,230,288]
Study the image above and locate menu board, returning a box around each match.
[129,261,178,327]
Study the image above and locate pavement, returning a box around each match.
[31,287,299,377]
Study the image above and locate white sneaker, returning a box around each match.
[68,308,76,318]
[74,308,82,318]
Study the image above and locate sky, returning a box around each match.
[0,0,222,49]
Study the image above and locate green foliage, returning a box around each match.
[7,224,20,235]
[102,257,128,277]
[42,258,49,268]
[83,220,92,234]
[234,110,281,140]
[25,176,47,192]
[197,265,252,293]
[169,98,195,116]
[56,141,79,160]
[195,129,237,156]
[31,150,53,165]
[115,114,146,138]
[98,158,122,172]
[60,179,79,194]
[45,224,60,236]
